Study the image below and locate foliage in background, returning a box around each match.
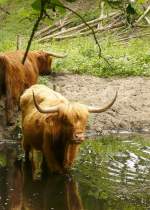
[31,35,150,77]
[0,0,150,77]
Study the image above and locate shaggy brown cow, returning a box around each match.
[20,84,117,179]
[0,50,66,125]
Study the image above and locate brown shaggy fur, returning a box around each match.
[0,50,55,125]
[20,84,89,176]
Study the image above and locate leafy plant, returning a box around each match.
[0,0,7,4]
[105,0,148,24]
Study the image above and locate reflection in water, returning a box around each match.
[0,142,23,210]
[0,142,84,210]
[74,136,150,210]
[0,135,150,210]
[21,165,84,210]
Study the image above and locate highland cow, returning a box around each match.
[0,50,66,125]
[20,84,117,179]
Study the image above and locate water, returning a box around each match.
[0,135,149,210]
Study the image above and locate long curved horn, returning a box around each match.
[88,91,118,113]
[46,51,67,58]
[32,91,59,113]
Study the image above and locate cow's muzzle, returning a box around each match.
[71,133,85,144]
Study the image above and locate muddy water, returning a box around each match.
[0,135,149,210]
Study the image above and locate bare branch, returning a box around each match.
[35,11,73,38]
[136,5,150,23]
[23,0,113,68]
[51,2,113,68]
[52,22,124,40]
[52,2,102,57]
[22,0,46,64]
[37,12,118,42]
[118,32,150,42]
[35,20,71,38]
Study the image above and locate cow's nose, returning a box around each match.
[74,133,85,141]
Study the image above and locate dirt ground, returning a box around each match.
[1,74,150,139]
[49,74,150,135]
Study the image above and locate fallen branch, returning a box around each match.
[37,12,119,42]
[144,16,150,24]
[56,12,118,34]
[134,24,150,28]
[97,0,105,29]
[136,5,150,23]
[51,2,112,68]
[40,21,72,37]
[35,11,73,38]
[117,32,150,42]
[52,21,124,41]
[79,13,121,33]
[35,24,57,38]
[78,22,101,33]
[35,20,71,38]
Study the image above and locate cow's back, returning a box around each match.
[5,51,39,87]
[0,53,25,102]
[20,84,67,116]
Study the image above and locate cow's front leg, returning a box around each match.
[43,145,63,174]
[43,135,63,174]
[22,137,31,162]
[63,144,80,170]
[31,148,43,180]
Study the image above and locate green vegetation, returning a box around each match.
[0,0,150,77]
[0,0,38,51]
[36,36,150,77]
[75,135,150,167]
[72,135,150,209]
[0,153,6,167]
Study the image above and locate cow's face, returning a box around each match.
[32,89,117,144]
[59,103,89,144]
[36,52,52,75]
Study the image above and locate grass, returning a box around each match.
[32,35,150,77]
[0,0,38,51]
[0,0,150,77]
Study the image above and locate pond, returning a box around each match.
[0,135,149,210]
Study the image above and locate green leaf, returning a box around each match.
[31,0,41,11]
[126,4,136,14]
[0,0,7,4]
[51,0,64,6]
[137,0,147,3]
